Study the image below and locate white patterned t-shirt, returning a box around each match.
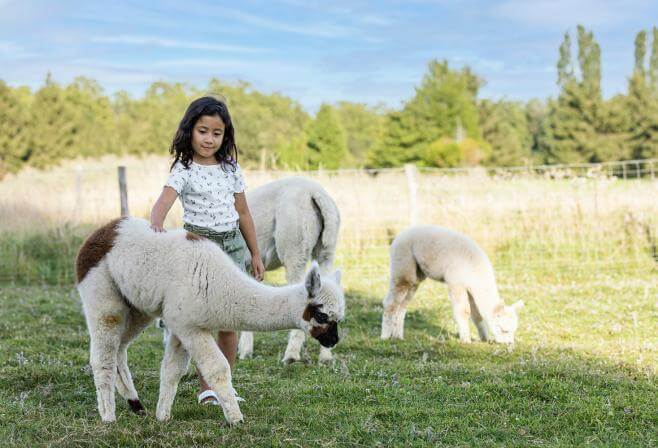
[165,161,246,232]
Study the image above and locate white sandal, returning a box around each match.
[197,388,245,405]
[198,390,220,406]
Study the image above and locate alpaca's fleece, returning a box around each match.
[381,225,523,344]
[239,176,341,363]
[76,217,344,425]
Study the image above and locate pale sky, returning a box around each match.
[1,0,657,111]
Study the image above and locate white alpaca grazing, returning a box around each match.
[381,226,523,344]
[76,217,344,425]
[238,177,340,364]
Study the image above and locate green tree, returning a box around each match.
[420,137,489,168]
[541,81,604,163]
[275,134,309,169]
[0,81,31,176]
[634,30,647,77]
[540,26,623,163]
[479,99,531,166]
[28,74,80,167]
[335,101,384,166]
[525,99,548,160]
[368,60,483,167]
[118,82,193,156]
[306,104,348,169]
[64,77,117,158]
[627,34,658,160]
[649,27,658,93]
[557,32,574,87]
[207,79,309,168]
[577,25,601,99]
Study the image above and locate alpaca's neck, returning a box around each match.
[221,282,308,332]
[467,277,503,318]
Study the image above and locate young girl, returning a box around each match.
[150,96,266,406]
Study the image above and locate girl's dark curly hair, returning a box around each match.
[170,96,239,171]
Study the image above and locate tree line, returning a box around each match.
[1,25,657,177]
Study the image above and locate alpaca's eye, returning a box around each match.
[314,311,329,324]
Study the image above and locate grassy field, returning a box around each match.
[0,158,656,446]
[0,265,656,447]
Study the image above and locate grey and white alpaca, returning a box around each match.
[76,217,344,425]
[381,226,523,344]
[238,176,341,363]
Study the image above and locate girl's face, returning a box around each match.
[191,114,225,165]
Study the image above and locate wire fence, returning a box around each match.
[0,157,656,287]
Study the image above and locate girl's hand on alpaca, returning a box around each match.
[251,257,265,282]
[151,223,166,233]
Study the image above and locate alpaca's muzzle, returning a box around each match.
[312,321,339,347]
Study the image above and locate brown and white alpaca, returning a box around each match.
[76,217,344,425]
[238,176,341,363]
[381,226,523,344]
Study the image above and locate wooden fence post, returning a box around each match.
[118,166,129,216]
[404,163,418,226]
[74,165,83,223]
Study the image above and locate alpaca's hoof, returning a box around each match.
[222,407,244,426]
[127,399,145,415]
[229,413,244,426]
[155,409,171,421]
[238,350,253,360]
[99,408,117,423]
[237,341,253,359]
[282,352,303,364]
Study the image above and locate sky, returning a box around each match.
[1,0,657,112]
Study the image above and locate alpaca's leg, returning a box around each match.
[80,275,128,423]
[155,333,191,421]
[283,330,307,364]
[89,327,122,422]
[381,285,401,339]
[282,260,310,364]
[382,281,417,340]
[237,332,254,360]
[318,346,334,363]
[115,309,153,413]
[468,294,489,341]
[177,330,243,425]
[448,285,472,343]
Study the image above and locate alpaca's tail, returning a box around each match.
[310,190,340,272]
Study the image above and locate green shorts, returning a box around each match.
[184,223,248,273]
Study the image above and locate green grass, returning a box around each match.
[0,226,88,285]
[1,264,656,447]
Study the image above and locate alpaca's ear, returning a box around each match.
[305,262,321,299]
[333,270,342,285]
[511,300,525,312]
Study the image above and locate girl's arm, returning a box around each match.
[234,192,265,281]
[150,186,178,232]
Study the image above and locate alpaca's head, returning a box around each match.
[300,262,345,348]
[491,300,524,344]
